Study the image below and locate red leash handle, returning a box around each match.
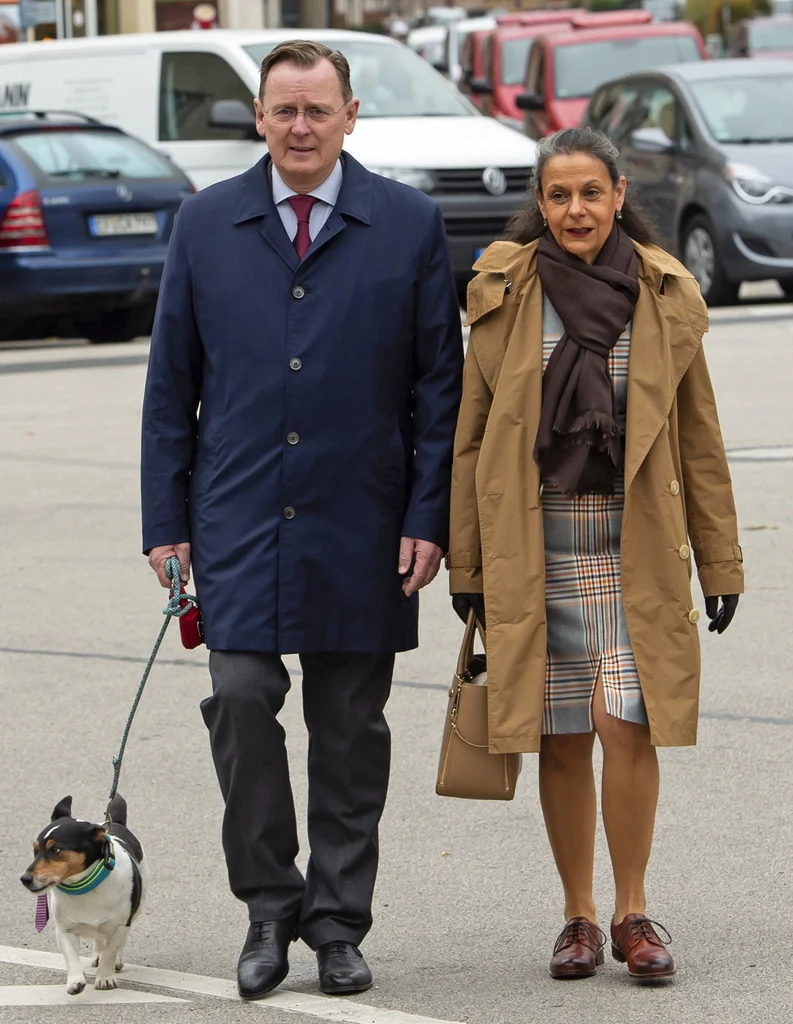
[177,585,204,649]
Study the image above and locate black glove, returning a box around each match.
[704,594,739,634]
[451,593,486,629]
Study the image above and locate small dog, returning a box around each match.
[20,794,147,995]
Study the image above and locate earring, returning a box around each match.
[542,218,548,227]
[616,209,623,220]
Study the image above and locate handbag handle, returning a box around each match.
[455,608,486,681]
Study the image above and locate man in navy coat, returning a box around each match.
[141,40,462,1000]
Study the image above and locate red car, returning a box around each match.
[459,26,495,110]
[473,12,580,124]
[518,13,708,138]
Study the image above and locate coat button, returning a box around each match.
[678,544,690,560]
[688,609,700,624]
[670,480,680,495]
[287,432,299,445]
[283,506,295,519]
[289,358,302,371]
[292,286,305,299]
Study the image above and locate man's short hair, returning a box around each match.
[259,40,353,104]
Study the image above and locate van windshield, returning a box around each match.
[553,35,701,100]
[501,37,533,87]
[244,39,474,117]
[690,73,793,142]
[749,20,793,50]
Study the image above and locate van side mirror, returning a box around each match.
[469,77,493,95]
[516,93,544,112]
[630,126,676,155]
[209,99,258,137]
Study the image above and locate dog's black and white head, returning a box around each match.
[20,796,110,893]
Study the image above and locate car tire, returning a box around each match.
[681,215,739,307]
[778,278,793,300]
[80,307,154,344]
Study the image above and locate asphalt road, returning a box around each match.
[0,300,791,1024]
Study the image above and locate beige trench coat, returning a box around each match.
[448,239,744,754]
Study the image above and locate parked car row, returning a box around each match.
[0,28,538,337]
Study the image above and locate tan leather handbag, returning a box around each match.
[435,610,522,800]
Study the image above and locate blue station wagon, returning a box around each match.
[0,111,193,343]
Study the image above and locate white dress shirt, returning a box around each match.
[271,159,344,243]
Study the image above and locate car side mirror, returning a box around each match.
[209,99,258,137]
[516,92,544,111]
[630,126,676,155]
[469,77,493,95]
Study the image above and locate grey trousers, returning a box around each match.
[201,650,394,949]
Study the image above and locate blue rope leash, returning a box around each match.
[105,556,197,823]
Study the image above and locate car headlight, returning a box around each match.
[370,167,435,193]
[725,163,793,205]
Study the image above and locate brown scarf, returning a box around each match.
[534,224,640,497]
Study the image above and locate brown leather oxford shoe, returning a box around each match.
[550,917,606,979]
[611,914,675,981]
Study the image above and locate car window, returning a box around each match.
[482,36,494,80]
[749,20,793,50]
[7,130,180,182]
[501,37,534,87]
[594,82,642,140]
[636,84,678,142]
[553,35,702,100]
[160,51,254,141]
[244,39,473,117]
[689,73,793,142]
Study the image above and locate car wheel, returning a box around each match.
[682,215,739,306]
[80,308,154,344]
[778,278,793,300]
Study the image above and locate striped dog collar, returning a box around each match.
[56,841,115,896]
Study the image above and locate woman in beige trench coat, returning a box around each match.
[448,129,744,983]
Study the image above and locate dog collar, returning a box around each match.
[56,841,115,896]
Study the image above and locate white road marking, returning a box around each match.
[727,445,793,462]
[0,945,462,1024]
[0,984,186,1006]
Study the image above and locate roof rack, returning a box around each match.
[0,110,102,124]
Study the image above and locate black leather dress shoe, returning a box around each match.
[237,919,294,1000]
[316,940,373,995]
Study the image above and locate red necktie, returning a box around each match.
[288,194,319,260]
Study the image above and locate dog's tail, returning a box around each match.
[107,795,128,826]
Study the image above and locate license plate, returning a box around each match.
[89,213,158,236]
[474,246,486,260]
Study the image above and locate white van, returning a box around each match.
[0,29,536,287]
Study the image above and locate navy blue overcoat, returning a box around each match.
[141,153,463,653]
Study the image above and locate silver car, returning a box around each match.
[583,59,793,304]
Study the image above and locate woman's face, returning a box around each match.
[536,153,626,265]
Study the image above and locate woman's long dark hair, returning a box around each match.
[506,127,657,246]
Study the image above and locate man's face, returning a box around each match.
[255,58,359,193]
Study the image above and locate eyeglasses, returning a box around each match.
[263,102,349,126]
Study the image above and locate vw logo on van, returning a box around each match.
[116,185,133,202]
[482,166,507,196]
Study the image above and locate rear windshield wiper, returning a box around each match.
[49,167,121,177]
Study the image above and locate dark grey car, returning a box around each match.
[583,60,793,304]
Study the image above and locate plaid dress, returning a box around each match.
[541,298,648,735]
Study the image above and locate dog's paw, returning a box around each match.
[94,975,118,991]
[91,956,99,969]
[66,978,86,996]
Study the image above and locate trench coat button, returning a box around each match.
[287,432,299,445]
[539,483,544,497]
[289,357,302,371]
[678,544,690,560]
[292,286,305,300]
[283,506,296,519]
[688,609,700,624]
[670,480,680,495]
